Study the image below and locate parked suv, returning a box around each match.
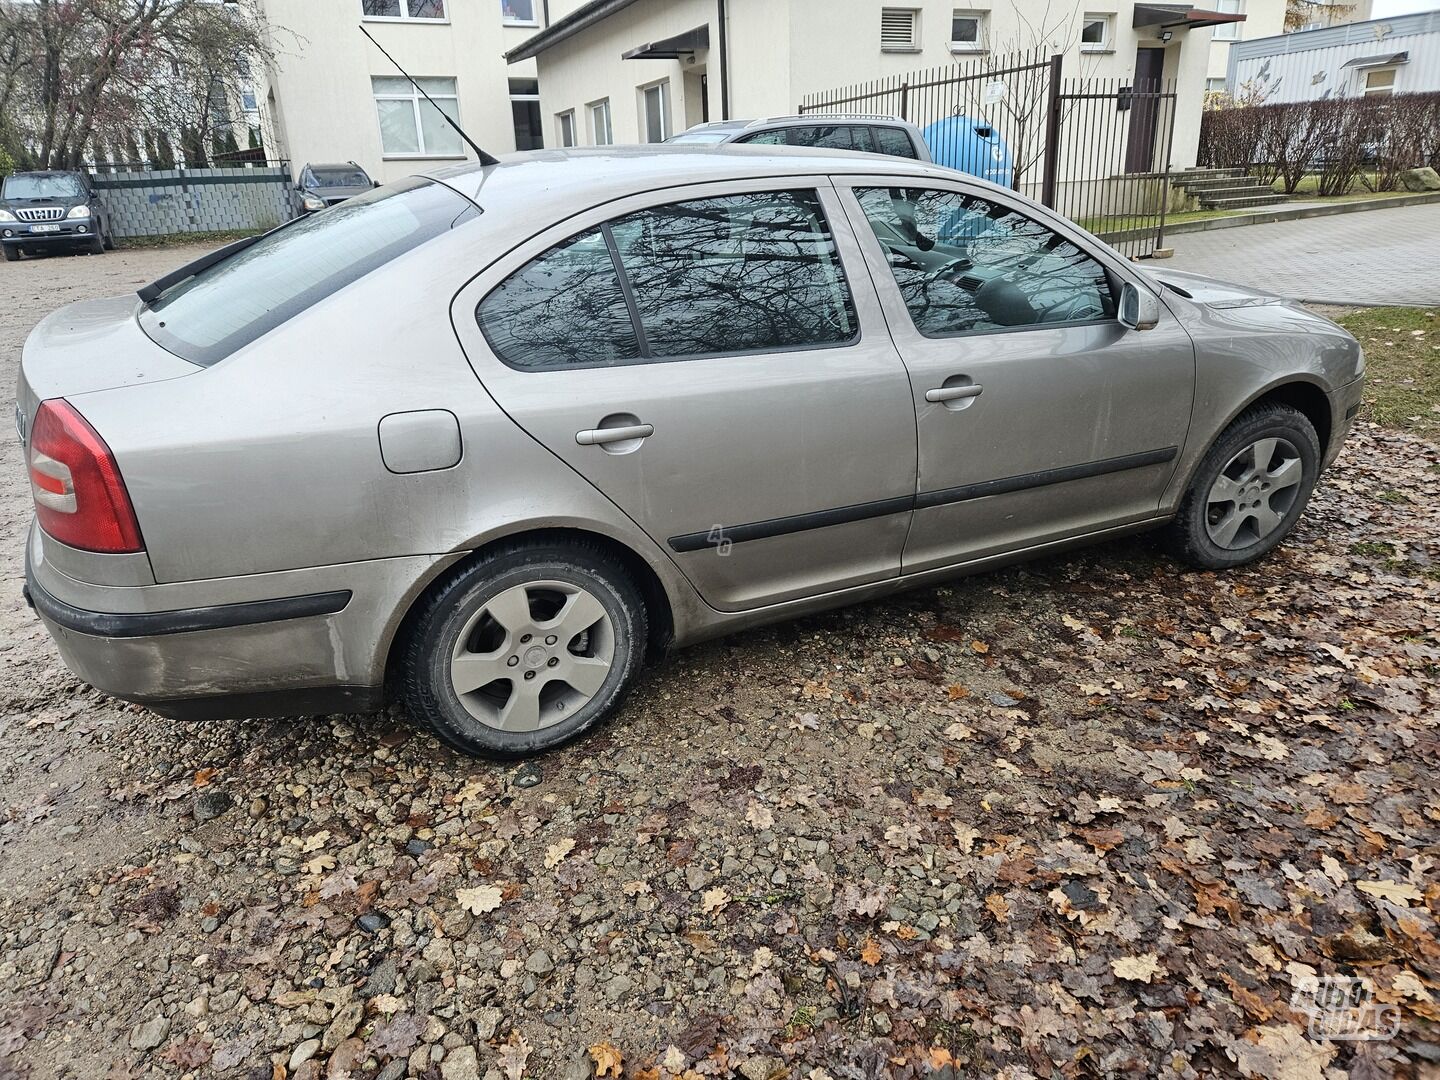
[667,114,932,161]
[1,170,113,260]
[296,161,377,213]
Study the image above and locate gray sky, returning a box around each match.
[1368,0,1436,15]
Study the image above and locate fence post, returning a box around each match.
[899,81,909,121]
[1041,52,1064,209]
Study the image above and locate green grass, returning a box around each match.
[116,228,265,250]
[1081,208,1235,234]
[1336,307,1440,439]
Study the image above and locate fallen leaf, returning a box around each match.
[860,936,882,965]
[1357,880,1423,905]
[498,1030,530,1080]
[456,884,503,915]
[589,1041,623,1077]
[700,888,728,914]
[543,838,575,869]
[1111,953,1163,982]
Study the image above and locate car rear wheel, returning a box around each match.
[1165,401,1320,570]
[400,540,647,758]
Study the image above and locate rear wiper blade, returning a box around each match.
[136,233,264,304]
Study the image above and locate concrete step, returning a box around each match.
[1194,184,1282,199]
[1199,193,1291,209]
[1176,177,1273,193]
[1175,167,1246,181]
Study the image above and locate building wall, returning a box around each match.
[1205,0,1288,89]
[258,0,567,184]
[1228,10,1440,100]
[529,0,1222,169]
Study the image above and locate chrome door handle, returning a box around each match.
[576,423,654,446]
[925,384,983,403]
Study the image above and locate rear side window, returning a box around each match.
[872,127,919,158]
[734,129,787,145]
[139,178,473,366]
[477,189,858,369]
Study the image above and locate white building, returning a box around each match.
[1205,0,1288,93]
[256,0,586,183]
[506,0,1276,173]
[1228,8,1440,99]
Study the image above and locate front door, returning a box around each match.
[452,180,918,611]
[836,179,1195,574]
[1126,47,1167,174]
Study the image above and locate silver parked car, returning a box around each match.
[667,114,931,161]
[19,147,1364,757]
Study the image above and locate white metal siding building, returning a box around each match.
[1227,9,1440,101]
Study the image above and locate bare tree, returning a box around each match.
[0,0,273,169]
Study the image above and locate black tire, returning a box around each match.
[1165,401,1321,570]
[1,246,18,262]
[87,231,105,255]
[102,227,115,251]
[400,540,647,758]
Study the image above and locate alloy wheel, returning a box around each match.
[449,579,615,732]
[1204,436,1304,550]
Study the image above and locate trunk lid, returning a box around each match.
[17,295,201,437]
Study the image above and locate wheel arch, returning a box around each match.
[378,526,678,697]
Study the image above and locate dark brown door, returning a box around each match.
[1125,47,1166,174]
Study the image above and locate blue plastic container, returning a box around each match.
[922,116,1013,188]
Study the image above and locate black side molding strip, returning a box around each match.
[668,495,914,553]
[913,446,1179,511]
[26,567,350,639]
[667,446,1179,553]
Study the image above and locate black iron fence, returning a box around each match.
[798,51,1179,258]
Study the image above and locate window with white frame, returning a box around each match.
[1080,13,1111,51]
[362,0,445,21]
[372,76,464,157]
[589,99,613,145]
[1206,77,1227,94]
[881,8,920,51]
[501,0,537,26]
[950,9,987,51]
[640,80,670,143]
[557,110,577,148]
[1362,67,1396,96]
[1212,0,1242,41]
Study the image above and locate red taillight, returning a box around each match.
[28,399,144,554]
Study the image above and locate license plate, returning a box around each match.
[29,223,60,233]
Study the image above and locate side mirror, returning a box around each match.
[1118,281,1160,331]
[372,180,381,188]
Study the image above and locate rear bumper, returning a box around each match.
[24,522,458,720]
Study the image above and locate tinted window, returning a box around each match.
[786,124,854,150]
[4,174,85,199]
[855,186,1112,336]
[139,179,472,366]
[477,229,640,370]
[734,129,787,145]
[872,127,919,159]
[610,190,857,358]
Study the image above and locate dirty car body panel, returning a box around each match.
[17,147,1363,724]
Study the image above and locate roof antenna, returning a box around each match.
[359,24,499,166]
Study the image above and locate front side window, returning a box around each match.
[589,100,613,145]
[734,129,788,146]
[854,186,1112,337]
[501,0,537,24]
[783,124,874,151]
[477,190,858,368]
[362,0,445,20]
[140,179,473,366]
[372,76,463,157]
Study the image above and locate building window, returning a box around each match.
[881,8,920,51]
[1362,67,1396,96]
[589,99,613,145]
[372,76,464,157]
[1212,0,1241,41]
[557,110,576,147]
[1080,13,1111,51]
[362,0,446,21]
[951,9,986,51]
[509,78,543,151]
[640,80,670,143]
[1206,77,1228,94]
[501,0,537,26]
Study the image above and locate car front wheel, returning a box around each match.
[400,540,647,758]
[1165,401,1321,570]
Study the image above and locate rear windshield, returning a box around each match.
[4,174,84,199]
[139,178,473,366]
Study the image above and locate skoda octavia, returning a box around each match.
[18,147,1364,757]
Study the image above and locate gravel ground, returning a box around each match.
[1,248,1437,1080]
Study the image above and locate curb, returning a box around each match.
[1096,190,1440,245]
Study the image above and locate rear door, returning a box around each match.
[450,178,918,612]
[835,177,1195,573]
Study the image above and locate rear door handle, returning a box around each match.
[925,384,984,403]
[576,423,654,446]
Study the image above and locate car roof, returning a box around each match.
[428,145,970,212]
[306,162,366,171]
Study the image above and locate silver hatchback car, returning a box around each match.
[19,148,1364,757]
